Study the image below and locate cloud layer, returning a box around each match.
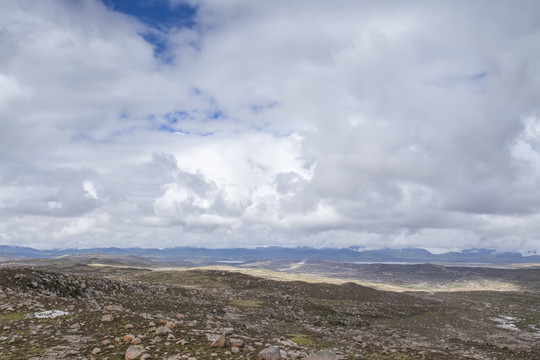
[1,0,540,252]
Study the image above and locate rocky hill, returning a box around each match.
[0,266,538,359]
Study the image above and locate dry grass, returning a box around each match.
[143,265,521,293]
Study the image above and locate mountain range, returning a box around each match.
[1,245,539,264]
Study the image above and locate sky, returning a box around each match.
[1,0,540,253]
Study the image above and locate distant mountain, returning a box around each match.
[1,245,540,264]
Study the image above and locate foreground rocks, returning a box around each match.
[0,266,538,359]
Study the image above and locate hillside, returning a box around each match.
[0,264,538,359]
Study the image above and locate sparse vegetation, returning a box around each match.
[228,299,263,307]
[288,333,313,345]
[0,260,538,359]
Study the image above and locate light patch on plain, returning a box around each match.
[491,315,519,332]
[33,310,69,319]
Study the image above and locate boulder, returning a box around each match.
[125,345,145,360]
[210,334,227,347]
[258,346,281,360]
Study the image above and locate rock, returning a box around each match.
[288,350,308,359]
[123,334,136,343]
[154,336,163,343]
[210,333,227,347]
[91,347,101,355]
[231,346,240,353]
[155,326,172,335]
[167,333,176,340]
[165,321,176,329]
[305,350,338,360]
[124,324,134,329]
[186,320,198,327]
[221,327,234,334]
[140,355,152,360]
[101,314,114,322]
[148,322,155,327]
[175,313,185,319]
[125,345,145,360]
[279,339,298,348]
[230,338,245,347]
[258,346,281,360]
[131,338,142,345]
[0,304,14,311]
[102,340,111,346]
[104,304,123,312]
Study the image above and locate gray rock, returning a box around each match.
[258,346,281,360]
[210,333,227,347]
[155,326,172,335]
[305,350,338,360]
[125,345,145,360]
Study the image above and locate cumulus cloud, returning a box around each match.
[0,0,539,252]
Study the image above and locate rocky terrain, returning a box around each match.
[0,264,539,359]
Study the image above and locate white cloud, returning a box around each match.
[0,0,540,252]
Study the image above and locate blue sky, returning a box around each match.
[104,0,197,30]
[1,0,540,253]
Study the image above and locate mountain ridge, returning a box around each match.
[1,245,539,264]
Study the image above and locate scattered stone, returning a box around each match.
[125,345,146,360]
[221,327,234,334]
[155,326,172,335]
[165,321,176,329]
[91,347,101,355]
[0,304,14,311]
[131,337,142,345]
[230,338,245,347]
[258,346,281,360]
[101,314,114,322]
[104,304,123,311]
[231,346,240,353]
[124,324,134,329]
[305,350,338,360]
[123,334,136,343]
[140,355,152,360]
[210,333,227,347]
